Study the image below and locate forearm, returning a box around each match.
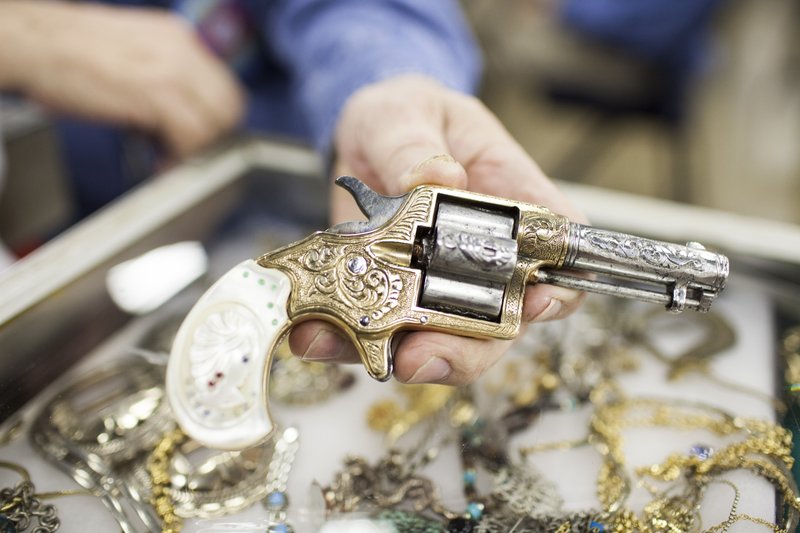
[0,0,242,157]
[0,1,76,91]
[263,0,483,151]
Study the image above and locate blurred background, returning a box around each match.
[463,0,800,221]
[1,0,798,257]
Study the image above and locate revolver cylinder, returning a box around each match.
[419,203,518,319]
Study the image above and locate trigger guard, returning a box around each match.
[166,260,291,450]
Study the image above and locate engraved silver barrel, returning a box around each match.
[545,224,729,313]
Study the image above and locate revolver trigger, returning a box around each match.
[354,334,394,382]
[328,176,408,234]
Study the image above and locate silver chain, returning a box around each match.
[262,426,300,532]
[0,480,60,533]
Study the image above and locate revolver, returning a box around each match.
[166,177,729,449]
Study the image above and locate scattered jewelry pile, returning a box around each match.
[0,298,798,532]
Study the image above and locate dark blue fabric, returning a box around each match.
[560,0,721,71]
[59,0,481,217]
[55,121,130,216]
[557,0,722,121]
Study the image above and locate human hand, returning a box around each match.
[289,75,587,386]
[0,1,243,158]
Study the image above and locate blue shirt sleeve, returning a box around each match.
[261,0,483,152]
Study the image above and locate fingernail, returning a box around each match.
[412,153,456,170]
[532,298,563,322]
[302,328,346,361]
[406,356,452,384]
[402,154,464,190]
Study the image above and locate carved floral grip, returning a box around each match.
[166,260,291,450]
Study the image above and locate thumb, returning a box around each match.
[359,123,467,195]
[401,153,468,192]
[336,78,468,195]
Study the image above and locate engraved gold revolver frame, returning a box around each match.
[261,185,560,378]
[167,177,729,450]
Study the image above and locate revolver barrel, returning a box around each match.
[536,224,729,313]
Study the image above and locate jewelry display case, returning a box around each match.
[1,137,799,532]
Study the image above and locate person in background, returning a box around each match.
[0,0,585,386]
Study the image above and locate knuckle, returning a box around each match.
[222,89,245,127]
[452,356,486,385]
[143,61,182,89]
[452,91,486,113]
[383,135,440,164]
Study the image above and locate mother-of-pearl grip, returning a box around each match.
[166,260,291,450]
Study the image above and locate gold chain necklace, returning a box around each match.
[147,428,187,533]
[588,385,798,532]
